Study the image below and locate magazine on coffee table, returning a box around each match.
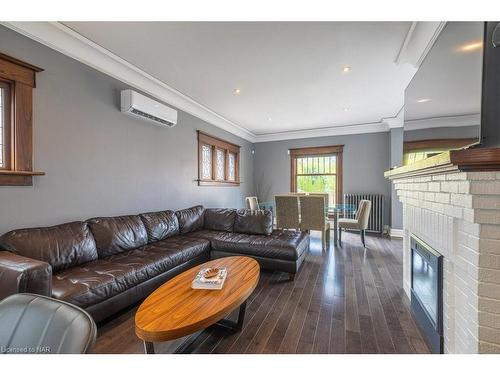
[192,267,228,290]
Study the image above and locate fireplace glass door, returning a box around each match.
[412,248,439,327]
[410,235,443,353]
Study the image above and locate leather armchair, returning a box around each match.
[0,293,96,354]
[0,251,52,300]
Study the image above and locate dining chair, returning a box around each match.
[245,196,260,210]
[308,193,329,207]
[275,195,300,230]
[0,293,97,354]
[299,195,330,250]
[338,199,372,247]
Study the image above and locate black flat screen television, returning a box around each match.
[403,22,484,165]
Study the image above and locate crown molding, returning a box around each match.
[382,107,404,129]
[1,21,257,143]
[395,22,446,68]
[404,113,480,132]
[254,120,390,143]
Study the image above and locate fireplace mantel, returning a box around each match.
[385,148,500,180]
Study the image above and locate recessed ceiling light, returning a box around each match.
[343,107,350,112]
[416,98,431,103]
[342,66,351,73]
[233,88,241,95]
[457,41,483,53]
[268,117,272,122]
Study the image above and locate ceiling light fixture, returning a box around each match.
[342,66,351,73]
[416,98,431,103]
[457,41,483,53]
[343,107,350,112]
[268,117,272,122]
[233,88,241,95]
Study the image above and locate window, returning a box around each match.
[197,131,240,186]
[201,144,212,179]
[290,145,343,205]
[0,80,11,169]
[0,52,44,186]
[215,148,225,180]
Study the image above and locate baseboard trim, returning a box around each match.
[389,228,404,238]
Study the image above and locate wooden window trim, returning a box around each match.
[197,131,240,186]
[0,52,44,186]
[0,79,12,171]
[290,145,343,204]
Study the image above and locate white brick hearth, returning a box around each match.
[393,171,500,353]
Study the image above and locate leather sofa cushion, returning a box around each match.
[211,230,309,261]
[234,209,273,235]
[87,215,148,258]
[185,230,228,242]
[52,236,210,308]
[175,205,204,234]
[140,210,179,243]
[0,222,98,272]
[204,208,236,232]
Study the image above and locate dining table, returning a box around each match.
[259,201,357,246]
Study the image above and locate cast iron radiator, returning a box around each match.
[343,193,384,234]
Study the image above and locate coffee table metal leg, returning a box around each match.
[144,341,155,354]
[173,331,204,354]
[216,301,246,331]
[165,302,248,354]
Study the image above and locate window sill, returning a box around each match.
[0,170,45,176]
[0,170,45,186]
[197,179,240,186]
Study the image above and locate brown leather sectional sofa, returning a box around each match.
[0,206,309,322]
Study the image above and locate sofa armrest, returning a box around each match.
[0,251,52,300]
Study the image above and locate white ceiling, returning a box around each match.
[63,22,418,136]
[405,21,483,121]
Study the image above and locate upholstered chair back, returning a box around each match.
[245,196,260,211]
[355,200,372,230]
[0,293,96,354]
[275,195,300,229]
[308,193,329,206]
[299,196,326,231]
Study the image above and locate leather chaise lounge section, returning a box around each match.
[0,206,309,322]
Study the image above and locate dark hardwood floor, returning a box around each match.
[92,231,430,354]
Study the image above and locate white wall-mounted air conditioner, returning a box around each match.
[120,89,177,127]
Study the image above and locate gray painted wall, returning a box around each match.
[0,26,254,234]
[253,132,392,226]
[390,128,403,229]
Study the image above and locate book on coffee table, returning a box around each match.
[192,267,228,290]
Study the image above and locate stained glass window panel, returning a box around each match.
[228,153,236,181]
[201,144,212,179]
[215,149,225,180]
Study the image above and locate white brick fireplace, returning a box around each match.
[392,171,500,353]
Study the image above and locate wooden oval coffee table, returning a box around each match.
[135,256,260,354]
